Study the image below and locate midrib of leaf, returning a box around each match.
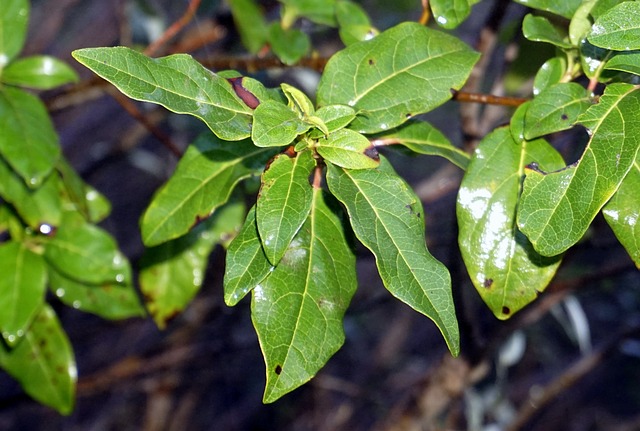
[25,323,66,407]
[49,238,106,271]
[269,156,304,261]
[8,245,25,334]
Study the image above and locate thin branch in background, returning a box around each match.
[144,0,202,57]
[452,90,528,107]
[419,0,431,25]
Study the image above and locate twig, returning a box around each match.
[452,90,528,107]
[419,0,431,25]
[144,0,202,57]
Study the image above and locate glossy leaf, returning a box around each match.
[45,214,131,285]
[253,188,356,403]
[268,23,310,66]
[228,0,268,54]
[308,104,356,139]
[369,119,470,169]
[49,266,144,320]
[56,157,111,223]
[72,47,256,141]
[522,14,572,49]
[533,56,567,95]
[589,2,640,51]
[326,157,459,355]
[281,83,315,116]
[569,0,597,46]
[524,82,592,140]
[430,0,479,29]
[580,38,612,80]
[457,127,564,319]
[317,22,479,134]
[603,51,640,76]
[0,241,47,345]
[316,129,380,169]
[2,55,79,89]
[513,0,582,19]
[0,304,76,415]
[0,86,60,187]
[603,153,640,268]
[140,133,277,246]
[279,0,337,27]
[257,150,315,265]
[224,206,274,306]
[252,100,310,147]
[518,83,640,256]
[140,200,245,328]
[0,0,29,65]
[335,0,377,46]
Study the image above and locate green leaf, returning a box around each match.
[257,150,315,265]
[72,47,256,141]
[522,14,573,49]
[228,0,268,54]
[2,55,79,89]
[252,188,356,403]
[252,100,310,147]
[281,83,315,116]
[518,83,640,256]
[335,0,378,46]
[49,265,144,320]
[369,119,470,169]
[603,153,640,268]
[140,133,277,246]
[0,0,29,66]
[0,241,47,345]
[430,0,479,29]
[457,127,564,319]
[224,206,274,306]
[524,82,592,140]
[316,128,380,169]
[56,157,111,223]
[326,157,459,355]
[0,304,76,415]
[317,22,479,134]
[588,2,640,51]
[308,104,356,139]
[603,51,640,76]
[513,0,582,19]
[279,0,337,27]
[140,200,245,328]
[0,86,60,187]
[268,23,310,66]
[569,0,597,46]
[533,56,567,96]
[45,214,131,285]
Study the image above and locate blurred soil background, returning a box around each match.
[1,0,639,430]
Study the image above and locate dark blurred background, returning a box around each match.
[1,1,639,430]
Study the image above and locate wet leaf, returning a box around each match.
[253,188,356,403]
[588,2,640,51]
[140,200,245,328]
[327,157,458,355]
[316,129,380,169]
[2,55,78,89]
[518,83,640,256]
[140,133,277,246]
[430,0,479,29]
[457,127,564,319]
[0,0,29,65]
[317,22,479,133]
[370,119,470,169]
[0,304,76,415]
[72,47,257,141]
[252,100,310,147]
[0,86,60,187]
[257,150,315,265]
[0,241,47,346]
[522,14,572,49]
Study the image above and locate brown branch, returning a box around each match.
[452,90,528,107]
[144,0,202,57]
[419,0,431,25]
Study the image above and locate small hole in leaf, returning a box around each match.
[561,114,568,121]
[275,365,282,375]
[483,278,493,288]
[502,306,510,316]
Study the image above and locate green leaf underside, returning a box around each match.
[72,47,255,141]
[56,157,111,223]
[457,127,564,319]
[589,2,640,51]
[257,150,315,265]
[0,241,47,345]
[336,0,377,46]
[252,100,310,147]
[228,0,268,54]
[524,82,592,140]
[140,200,245,328]
[268,24,310,66]
[224,206,273,306]
[0,86,60,187]
[316,128,380,169]
[603,153,640,268]
[44,215,131,285]
[48,265,144,320]
[430,0,478,29]
[140,133,278,246]
[603,51,640,76]
[518,83,640,256]
[370,119,470,169]
[280,0,337,27]
[0,0,29,64]
[522,14,572,49]
[326,157,459,355]
[317,22,479,134]
[252,188,357,403]
[513,0,581,19]
[533,57,567,96]
[2,55,79,89]
[0,304,76,415]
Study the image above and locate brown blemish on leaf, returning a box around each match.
[502,306,510,316]
[561,113,568,120]
[483,278,493,288]
[275,365,282,375]
[364,146,380,161]
[368,58,375,66]
[227,77,260,109]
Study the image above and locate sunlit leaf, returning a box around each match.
[513,0,582,19]
[2,55,79,89]
[317,22,479,134]
[335,0,377,46]
[430,0,479,29]
[522,14,572,49]
[518,83,640,256]
[603,51,640,76]
[0,0,29,65]
[326,157,459,355]
[316,129,380,169]
[279,0,337,27]
[253,188,356,403]
[588,2,640,51]
[533,56,567,95]
[252,100,310,147]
